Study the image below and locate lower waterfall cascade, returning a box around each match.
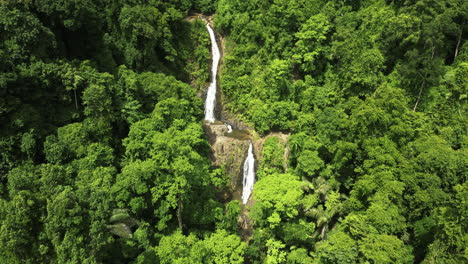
[242,142,255,204]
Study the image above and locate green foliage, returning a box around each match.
[0,6,55,63]
[154,231,199,263]
[0,190,41,263]
[359,233,414,263]
[258,136,286,178]
[0,0,466,263]
[155,230,246,264]
[314,225,414,264]
[217,200,241,233]
[313,231,358,264]
[0,1,225,262]
[215,0,466,263]
[293,13,331,74]
[251,173,303,228]
[287,248,312,264]
[201,229,246,264]
[265,239,287,264]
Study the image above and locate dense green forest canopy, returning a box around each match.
[0,0,466,263]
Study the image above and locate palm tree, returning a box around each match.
[302,176,343,240]
[107,209,138,238]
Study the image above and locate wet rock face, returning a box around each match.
[220,111,252,131]
[204,123,291,190]
[203,122,229,144]
[203,123,250,191]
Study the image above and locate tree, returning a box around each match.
[0,7,55,63]
[118,5,175,69]
[287,248,312,264]
[44,186,92,263]
[422,182,468,263]
[305,189,343,240]
[313,231,358,264]
[156,231,200,264]
[154,230,245,264]
[0,191,42,264]
[293,13,331,74]
[251,173,303,228]
[258,136,286,178]
[200,229,246,264]
[217,200,241,233]
[265,239,287,264]
[359,234,414,264]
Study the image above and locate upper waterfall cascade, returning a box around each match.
[242,143,255,204]
[204,23,221,122]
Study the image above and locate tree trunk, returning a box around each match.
[74,89,78,110]
[320,225,327,240]
[413,45,434,112]
[177,194,183,231]
[454,29,462,60]
[413,80,426,112]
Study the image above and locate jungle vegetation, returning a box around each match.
[0,0,466,263]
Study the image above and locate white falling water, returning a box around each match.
[226,123,233,133]
[204,23,221,122]
[242,143,255,204]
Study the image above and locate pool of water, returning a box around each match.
[225,129,251,141]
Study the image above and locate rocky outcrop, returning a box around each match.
[203,123,251,193]
[204,121,291,197]
[220,110,252,131]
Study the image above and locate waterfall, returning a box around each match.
[203,20,256,206]
[242,143,255,204]
[204,23,221,123]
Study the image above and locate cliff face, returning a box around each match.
[203,123,250,193]
[204,122,291,242]
[204,123,290,194]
